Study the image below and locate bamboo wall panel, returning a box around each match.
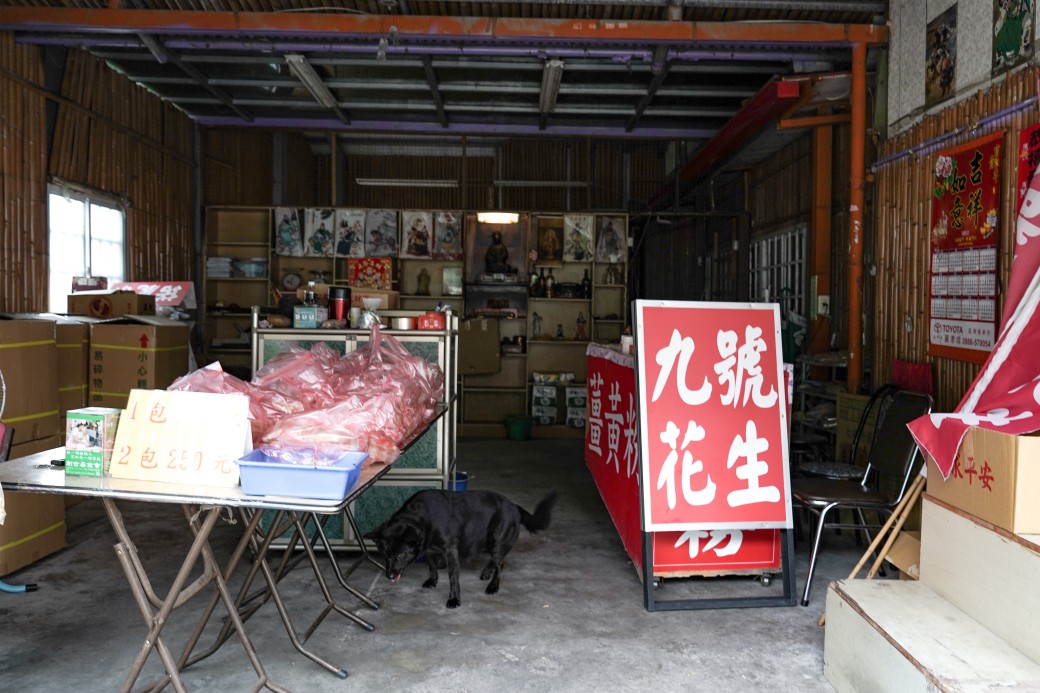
[202,128,273,205]
[0,33,47,312]
[48,48,195,287]
[873,67,1037,411]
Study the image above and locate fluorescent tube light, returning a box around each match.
[476,212,519,224]
[355,178,459,188]
[285,53,343,112]
[539,59,564,114]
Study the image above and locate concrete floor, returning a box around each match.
[0,438,869,691]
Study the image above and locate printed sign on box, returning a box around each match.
[111,389,251,488]
[635,300,792,531]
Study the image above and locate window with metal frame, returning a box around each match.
[47,183,126,312]
[749,223,807,321]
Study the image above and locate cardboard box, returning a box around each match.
[926,426,1040,533]
[566,386,587,408]
[884,530,921,580]
[88,317,190,409]
[67,290,156,318]
[65,407,122,476]
[0,319,60,440]
[0,434,66,575]
[532,405,557,425]
[349,288,400,310]
[459,318,500,375]
[531,384,557,406]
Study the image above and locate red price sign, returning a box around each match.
[111,389,250,487]
[635,301,791,531]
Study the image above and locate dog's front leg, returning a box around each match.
[423,557,438,589]
[445,548,462,609]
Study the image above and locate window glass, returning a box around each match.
[47,185,125,312]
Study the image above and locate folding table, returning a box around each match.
[0,447,395,692]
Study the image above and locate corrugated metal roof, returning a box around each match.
[0,1,887,187]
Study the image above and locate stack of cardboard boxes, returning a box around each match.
[0,291,190,575]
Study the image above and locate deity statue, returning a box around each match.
[484,231,514,274]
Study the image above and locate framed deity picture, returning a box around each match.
[443,266,463,295]
[563,213,594,262]
[535,215,564,266]
[303,208,335,257]
[596,215,626,263]
[433,211,464,260]
[273,207,304,257]
[401,210,434,259]
[365,209,399,258]
[334,209,366,258]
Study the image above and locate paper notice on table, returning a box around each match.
[111,389,251,487]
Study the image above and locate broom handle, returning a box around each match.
[867,474,926,579]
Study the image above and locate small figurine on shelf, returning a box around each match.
[416,268,431,296]
[575,312,587,340]
[532,312,543,338]
[555,323,564,339]
[604,264,621,285]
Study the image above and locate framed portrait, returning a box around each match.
[334,209,366,258]
[443,266,463,295]
[433,211,464,260]
[365,209,399,258]
[303,208,335,257]
[273,207,304,257]
[563,214,594,262]
[535,216,564,266]
[596,215,627,263]
[401,210,434,259]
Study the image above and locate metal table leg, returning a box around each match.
[102,499,289,693]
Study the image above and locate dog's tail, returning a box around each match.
[519,491,557,534]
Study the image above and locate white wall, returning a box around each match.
[888,0,1036,134]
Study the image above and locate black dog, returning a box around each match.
[368,489,557,608]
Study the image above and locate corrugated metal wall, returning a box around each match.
[873,67,1036,412]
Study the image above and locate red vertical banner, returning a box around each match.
[927,131,1003,363]
[635,301,791,531]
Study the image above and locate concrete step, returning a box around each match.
[825,579,1040,692]
[921,494,1040,663]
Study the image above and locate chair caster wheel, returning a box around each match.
[759,574,772,587]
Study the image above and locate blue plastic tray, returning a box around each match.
[236,448,368,500]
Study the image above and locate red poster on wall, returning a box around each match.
[634,301,791,532]
[927,131,1003,363]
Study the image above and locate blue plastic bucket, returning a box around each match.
[450,471,469,491]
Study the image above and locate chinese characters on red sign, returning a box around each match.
[635,302,791,531]
[584,345,781,574]
[928,131,1003,363]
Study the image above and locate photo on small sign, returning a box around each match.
[335,209,366,258]
[304,208,335,257]
[274,207,304,257]
[365,209,399,257]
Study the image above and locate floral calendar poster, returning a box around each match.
[928,131,1003,363]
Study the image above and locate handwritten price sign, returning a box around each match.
[111,389,251,487]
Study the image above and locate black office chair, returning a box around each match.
[792,389,932,606]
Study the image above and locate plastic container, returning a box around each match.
[327,286,351,320]
[449,471,469,491]
[236,447,368,500]
[505,415,533,441]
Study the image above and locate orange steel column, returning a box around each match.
[810,118,832,357]
[847,42,867,393]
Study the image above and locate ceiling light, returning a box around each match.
[539,59,564,114]
[355,178,458,188]
[285,53,341,111]
[477,212,519,224]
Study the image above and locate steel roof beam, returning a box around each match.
[421,56,449,128]
[0,9,888,47]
